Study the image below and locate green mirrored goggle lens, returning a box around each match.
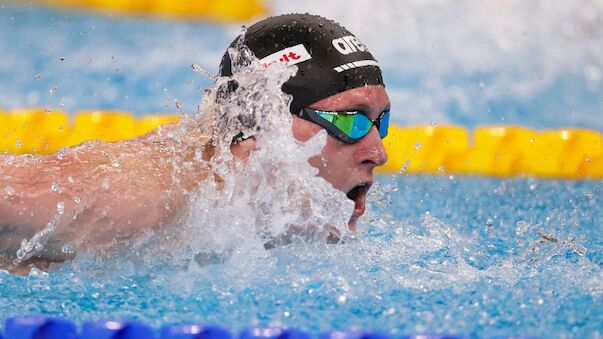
[315,111,369,139]
[314,110,389,141]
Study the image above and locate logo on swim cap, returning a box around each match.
[219,13,384,115]
[259,44,313,69]
[333,60,380,73]
[331,35,369,55]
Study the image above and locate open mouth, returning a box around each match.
[346,183,371,218]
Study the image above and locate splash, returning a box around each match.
[1,32,353,271]
[143,35,354,267]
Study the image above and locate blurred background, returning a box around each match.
[0,0,602,130]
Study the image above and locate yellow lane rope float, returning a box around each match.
[23,0,268,22]
[1,109,602,179]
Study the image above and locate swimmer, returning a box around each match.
[0,13,389,274]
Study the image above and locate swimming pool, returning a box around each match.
[1,176,601,337]
[1,2,602,338]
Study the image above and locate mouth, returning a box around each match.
[346,182,371,219]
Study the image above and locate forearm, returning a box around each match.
[0,125,212,259]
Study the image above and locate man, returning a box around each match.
[0,13,389,274]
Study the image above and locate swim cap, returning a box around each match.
[219,13,384,115]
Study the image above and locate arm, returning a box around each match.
[0,122,214,264]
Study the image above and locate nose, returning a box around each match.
[353,126,388,167]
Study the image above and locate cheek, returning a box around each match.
[291,116,322,142]
[291,117,353,172]
[310,137,348,169]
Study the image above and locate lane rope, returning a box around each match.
[21,0,267,22]
[1,109,602,179]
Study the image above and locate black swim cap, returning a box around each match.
[219,13,384,115]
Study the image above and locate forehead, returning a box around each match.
[310,85,390,114]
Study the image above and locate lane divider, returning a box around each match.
[0,316,464,338]
[24,0,268,22]
[1,109,602,179]
[380,125,603,178]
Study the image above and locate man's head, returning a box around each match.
[219,13,390,228]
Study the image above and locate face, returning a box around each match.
[230,85,390,230]
[291,85,390,230]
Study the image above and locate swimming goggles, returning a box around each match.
[299,107,390,144]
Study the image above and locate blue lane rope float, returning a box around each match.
[1,108,602,179]
[4,317,77,339]
[0,316,472,339]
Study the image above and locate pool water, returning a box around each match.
[1,1,602,130]
[0,176,601,337]
[0,1,602,338]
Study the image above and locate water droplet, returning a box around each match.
[57,201,65,214]
[515,220,529,235]
[102,178,111,190]
[337,295,347,304]
[59,56,66,61]
[34,73,41,80]
[4,186,15,196]
[477,79,485,88]
[414,142,422,150]
[174,99,183,112]
[62,242,75,254]
[50,182,61,192]
[399,160,410,173]
[49,85,58,95]
[74,196,81,204]
[485,219,494,235]
[58,98,65,106]
[15,139,21,149]
[57,149,66,160]
[191,63,202,72]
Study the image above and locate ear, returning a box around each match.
[230,137,257,160]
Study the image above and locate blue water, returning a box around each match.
[1,176,601,337]
[1,2,602,130]
[0,2,602,338]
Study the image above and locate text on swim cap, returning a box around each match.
[259,44,312,69]
[332,36,368,55]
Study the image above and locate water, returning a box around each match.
[0,1,602,338]
[0,1,602,130]
[0,177,601,337]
